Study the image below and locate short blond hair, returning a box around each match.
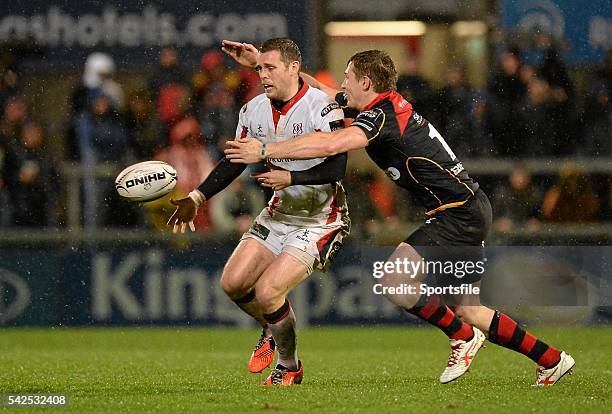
[348,50,398,92]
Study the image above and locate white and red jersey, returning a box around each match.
[237,80,348,226]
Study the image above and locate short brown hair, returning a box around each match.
[260,38,302,66]
[348,50,398,92]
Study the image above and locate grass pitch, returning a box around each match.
[0,327,610,413]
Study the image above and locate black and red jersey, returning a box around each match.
[336,91,480,216]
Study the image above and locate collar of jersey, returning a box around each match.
[363,91,395,111]
[270,77,310,115]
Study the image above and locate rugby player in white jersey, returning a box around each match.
[167,38,349,386]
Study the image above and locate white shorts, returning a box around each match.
[241,208,350,273]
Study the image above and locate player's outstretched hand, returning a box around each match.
[225,137,263,164]
[252,170,291,191]
[221,40,259,68]
[166,197,198,234]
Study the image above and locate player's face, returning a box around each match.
[341,62,366,110]
[256,50,299,102]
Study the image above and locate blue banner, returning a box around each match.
[501,0,612,63]
[0,250,61,325]
[1,244,610,327]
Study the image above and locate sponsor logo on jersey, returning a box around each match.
[249,222,270,240]
[329,119,344,131]
[268,157,298,162]
[360,109,378,118]
[413,112,424,126]
[292,123,304,135]
[126,172,167,188]
[385,167,401,181]
[296,229,310,242]
[320,102,340,117]
[352,121,373,132]
[450,162,464,175]
[257,123,263,134]
[397,98,409,108]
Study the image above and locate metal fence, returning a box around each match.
[1,157,610,244]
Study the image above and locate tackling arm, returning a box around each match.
[267,126,368,159]
[225,126,368,163]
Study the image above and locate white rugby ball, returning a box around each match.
[115,161,177,202]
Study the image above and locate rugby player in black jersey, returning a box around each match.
[222,42,574,386]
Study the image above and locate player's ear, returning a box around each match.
[361,76,372,92]
[289,60,300,75]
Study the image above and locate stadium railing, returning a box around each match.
[0,158,610,244]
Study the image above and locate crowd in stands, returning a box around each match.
[0,42,609,239]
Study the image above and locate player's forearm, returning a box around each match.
[266,127,366,160]
[194,158,246,201]
[290,153,347,185]
[267,131,339,159]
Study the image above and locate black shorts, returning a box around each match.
[404,189,492,285]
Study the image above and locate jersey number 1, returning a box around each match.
[428,124,456,160]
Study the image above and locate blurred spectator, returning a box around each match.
[193,50,241,156]
[536,35,574,154]
[235,65,263,104]
[71,52,123,114]
[157,83,191,127]
[74,92,127,163]
[486,46,526,156]
[517,75,569,156]
[397,54,436,121]
[0,47,20,108]
[124,89,164,160]
[210,175,266,236]
[197,83,237,159]
[1,95,29,147]
[148,46,189,102]
[147,117,215,232]
[437,65,485,157]
[492,166,541,232]
[192,50,240,100]
[0,130,18,226]
[599,50,612,95]
[536,34,574,103]
[148,47,191,145]
[579,50,611,157]
[8,122,59,227]
[542,164,599,222]
[67,52,124,160]
[520,63,537,85]
[72,91,129,229]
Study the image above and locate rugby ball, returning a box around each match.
[115,161,177,202]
